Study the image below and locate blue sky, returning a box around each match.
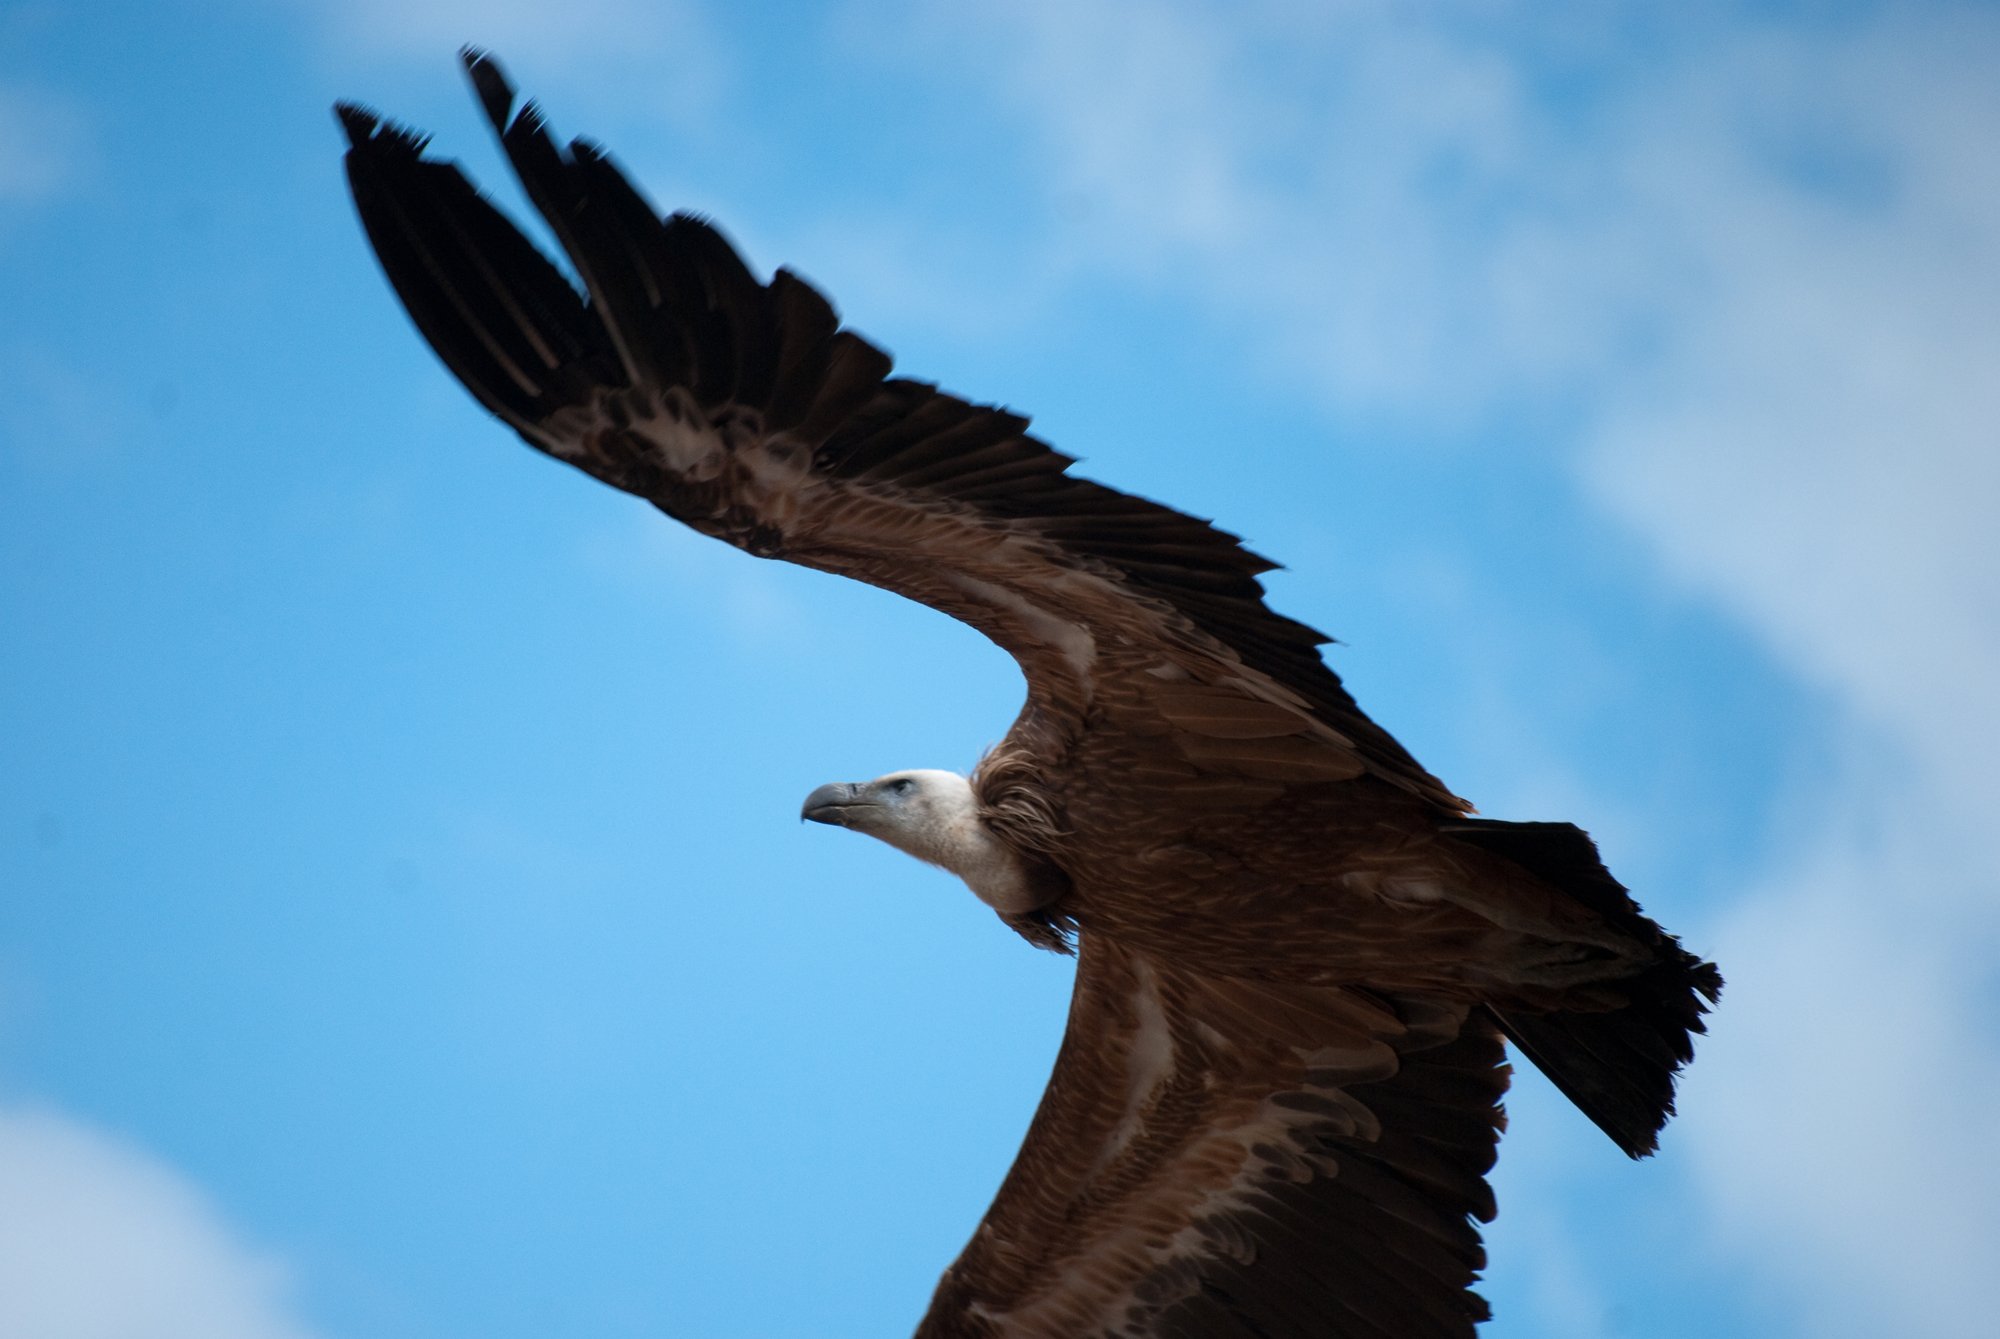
[2,1,1996,1336]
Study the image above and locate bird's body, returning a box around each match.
[339,52,1719,1338]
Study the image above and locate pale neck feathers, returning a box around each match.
[885,771,1046,916]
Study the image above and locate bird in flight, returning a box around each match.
[338,51,1719,1339]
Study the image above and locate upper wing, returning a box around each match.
[917,935,1508,1338]
[336,52,1465,812]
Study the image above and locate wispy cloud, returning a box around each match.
[578,505,813,648]
[1,348,143,469]
[1687,801,2000,1338]
[0,83,91,205]
[306,0,728,123]
[1581,16,2000,1334]
[877,0,1679,422]
[1583,11,2000,812]
[0,1103,322,1339]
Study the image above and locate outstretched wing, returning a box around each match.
[336,52,1465,811]
[916,935,1508,1338]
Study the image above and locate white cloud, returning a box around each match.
[1688,797,2000,1339]
[884,0,1672,421]
[0,1103,322,1339]
[1580,16,2000,1335]
[889,2,2000,1334]
[1583,11,2000,823]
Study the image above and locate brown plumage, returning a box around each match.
[338,51,1720,1339]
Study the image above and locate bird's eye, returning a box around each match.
[890,779,915,795]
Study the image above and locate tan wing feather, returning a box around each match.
[915,936,1507,1338]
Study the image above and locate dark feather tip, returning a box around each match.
[335,102,433,157]
[462,48,519,133]
[333,101,380,149]
[511,102,552,144]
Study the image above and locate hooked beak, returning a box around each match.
[801,781,872,826]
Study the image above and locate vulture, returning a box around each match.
[337,51,1721,1339]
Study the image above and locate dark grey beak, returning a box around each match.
[801,781,865,826]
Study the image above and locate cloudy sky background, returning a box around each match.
[3,1,1995,1336]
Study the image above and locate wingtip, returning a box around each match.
[334,101,432,158]
[461,46,518,133]
[334,101,380,150]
